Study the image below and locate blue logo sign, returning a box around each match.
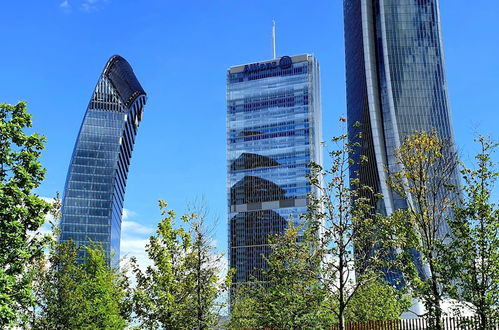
[243,56,293,73]
[279,56,292,69]
[244,61,277,73]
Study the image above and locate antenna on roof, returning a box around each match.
[272,20,276,59]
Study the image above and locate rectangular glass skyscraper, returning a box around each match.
[227,54,322,285]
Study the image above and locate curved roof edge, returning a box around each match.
[103,55,146,108]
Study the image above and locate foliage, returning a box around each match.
[229,123,409,329]
[0,101,51,326]
[228,224,408,329]
[445,136,499,328]
[345,276,412,322]
[132,201,229,329]
[187,202,232,329]
[227,222,331,329]
[31,236,130,329]
[306,122,405,330]
[226,290,260,329]
[387,131,459,328]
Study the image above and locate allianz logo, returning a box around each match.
[243,56,293,73]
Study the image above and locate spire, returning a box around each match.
[272,20,276,59]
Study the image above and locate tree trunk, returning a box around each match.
[338,307,345,330]
[434,303,442,330]
[428,256,443,330]
[197,236,203,330]
[478,309,488,330]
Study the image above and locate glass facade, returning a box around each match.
[227,54,322,285]
[60,55,147,266]
[344,0,460,284]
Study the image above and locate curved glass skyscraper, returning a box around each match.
[60,55,146,266]
[227,54,322,285]
[344,0,459,284]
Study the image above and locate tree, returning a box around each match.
[226,289,260,329]
[78,243,131,329]
[387,131,459,329]
[227,224,407,329]
[32,239,131,329]
[132,200,194,329]
[445,136,499,329]
[32,238,82,329]
[227,222,330,329]
[228,124,411,328]
[186,201,231,329]
[132,201,229,329]
[0,101,51,326]
[23,194,131,329]
[306,122,405,330]
[345,277,411,322]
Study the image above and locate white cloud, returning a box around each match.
[59,0,70,8]
[120,236,151,270]
[120,209,154,270]
[59,0,72,13]
[122,220,153,235]
[121,243,151,271]
[80,0,108,12]
[40,196,55,204]
[59,0,110,14]
[122,208,137,221]
[121,236,149,254]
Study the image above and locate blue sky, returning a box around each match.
[1,0,498,263]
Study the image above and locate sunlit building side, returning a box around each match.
[227,54,322,287]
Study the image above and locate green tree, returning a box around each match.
[32,238,130,329]
[445,136,499,329]
[228,123,408,329]
[226,290,260,329]
[78,243,131,329]
[186,202,231,329]
[387,131,459,329]
[228,222,330,329]
[133,201,229,329]
[345,277,411,322]
[132,200,196,329]
[0,101,51,326]
[306,122,405,330]
[19,194,130,329]
[32,238,82,329]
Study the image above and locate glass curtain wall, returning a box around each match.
[60,55,147,266]
[227,54,322,285]
[344,0,460,285]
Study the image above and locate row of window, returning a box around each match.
[67,181,113,193]
[63,205,111,217]
[228,64,308,84]
[64,198,111,209]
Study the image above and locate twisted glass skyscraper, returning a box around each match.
[344,0,459,282]
[227,54,322,285]
[60,55,146,266]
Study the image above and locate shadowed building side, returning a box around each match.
[60,55,147,266]
[230,210,288,282]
